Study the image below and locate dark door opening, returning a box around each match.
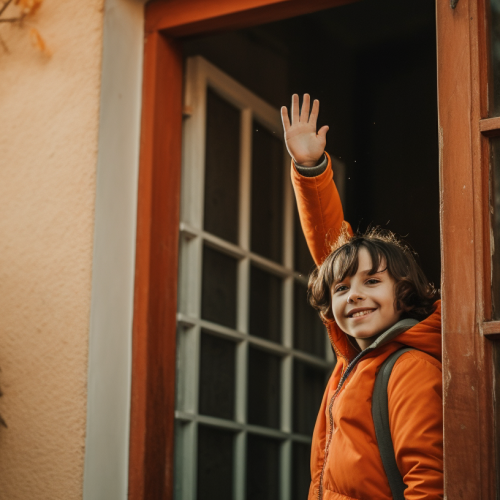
[184,0,439,287]
[180,1,438,498]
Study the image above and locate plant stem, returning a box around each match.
[0,0,14,18]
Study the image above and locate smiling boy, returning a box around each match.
[331,247,401,350]
[282,94,443,500]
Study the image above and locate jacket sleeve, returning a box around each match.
[290,152,352,266]
[388,352,443,500]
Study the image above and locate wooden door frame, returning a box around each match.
[437,0,498,497]
[129,1,356,498]
[130,0,499,498]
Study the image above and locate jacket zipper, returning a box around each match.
[317,337,371,500]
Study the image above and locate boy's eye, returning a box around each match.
[365,278,380,285]
[334,284,349,293]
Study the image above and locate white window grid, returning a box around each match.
[175,56,335,500]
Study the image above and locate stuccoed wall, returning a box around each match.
[0,0,104,497]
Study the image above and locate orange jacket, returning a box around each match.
[291,155,443,500]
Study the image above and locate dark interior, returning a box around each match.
[183,0,440,288]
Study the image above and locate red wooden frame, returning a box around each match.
[129,31,183,499]
[130,0,500,498]
[437,0,497,497]
[145,0,356,36]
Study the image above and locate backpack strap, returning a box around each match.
[372,347,414,500]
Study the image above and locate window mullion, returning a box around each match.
[280,439,292,500]
[181,57,207,230]
[234,430,247,500]
[239,108,253,250]
[180,420,198,500]
[178,57,208,500]
[281,136,294,499]
[281,354,293,433]
[283,145,294,270]
[235,107,253,500]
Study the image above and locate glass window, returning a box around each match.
[293,360,328,435]
[246,434,281,500]
[247,346,281,429]
[249,265,282,343]
[177,57,335,500]
[197,425,235,500]
[251,121,284,262]
[204,88,241,243]
[292,442,312,500]
[199,332,236,420]
[201,245,238,328]
[490,137,500,318]
[490,0,500,116]
[293,281,326,357]
[294,206,315,275]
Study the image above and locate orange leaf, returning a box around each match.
[29,27,50,55]
[15,0,42,15]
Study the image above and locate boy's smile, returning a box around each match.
[331,247,402,349]
[348,308,376,319]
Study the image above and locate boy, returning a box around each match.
[282,94,443,500]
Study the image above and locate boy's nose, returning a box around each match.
[347,292,364,303]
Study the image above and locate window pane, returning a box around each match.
[494,343,500,496]
[249,265,282,343]
[293,360,327,435]
[247,346,281,429]
[199,332,236,420]
[491,0,500,115]
[246,434,281,500]
[292,442,311,500]
[204,88,241,243]
[197,425,234,500]
[293,281,326,358]
[250,121,284,262]
[294,205,315,275]
[201,245,238,328]
[491,137,500,318]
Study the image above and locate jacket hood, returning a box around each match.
[328,300,442,362]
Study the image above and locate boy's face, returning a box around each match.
[331,247,402,349]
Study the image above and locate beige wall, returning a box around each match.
[0,0,105,498]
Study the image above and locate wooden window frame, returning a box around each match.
[437,0,498,497]
[130,0,499,498]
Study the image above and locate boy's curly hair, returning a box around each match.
[308,226,439,323]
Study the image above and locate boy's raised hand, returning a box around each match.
[281,94,329,167]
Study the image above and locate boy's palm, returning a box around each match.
[281,94,329,167]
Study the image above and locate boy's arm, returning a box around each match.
[281,94,352,266]
[389,352,443,499]
[291,152,352,266]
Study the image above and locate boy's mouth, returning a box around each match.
[347,308,375,318]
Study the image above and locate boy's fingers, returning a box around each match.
[291,94,300,124]
[317,125,329,140]
[281,106,291,131]
[309,99,320,126]
[300,93,310,122]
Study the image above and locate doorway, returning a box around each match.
[177,1,439,499]
[131,0,500,497]
[183,0,439,285]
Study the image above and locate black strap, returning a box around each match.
[372,347,414,500]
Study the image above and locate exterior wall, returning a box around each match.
[0,0,105,498]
